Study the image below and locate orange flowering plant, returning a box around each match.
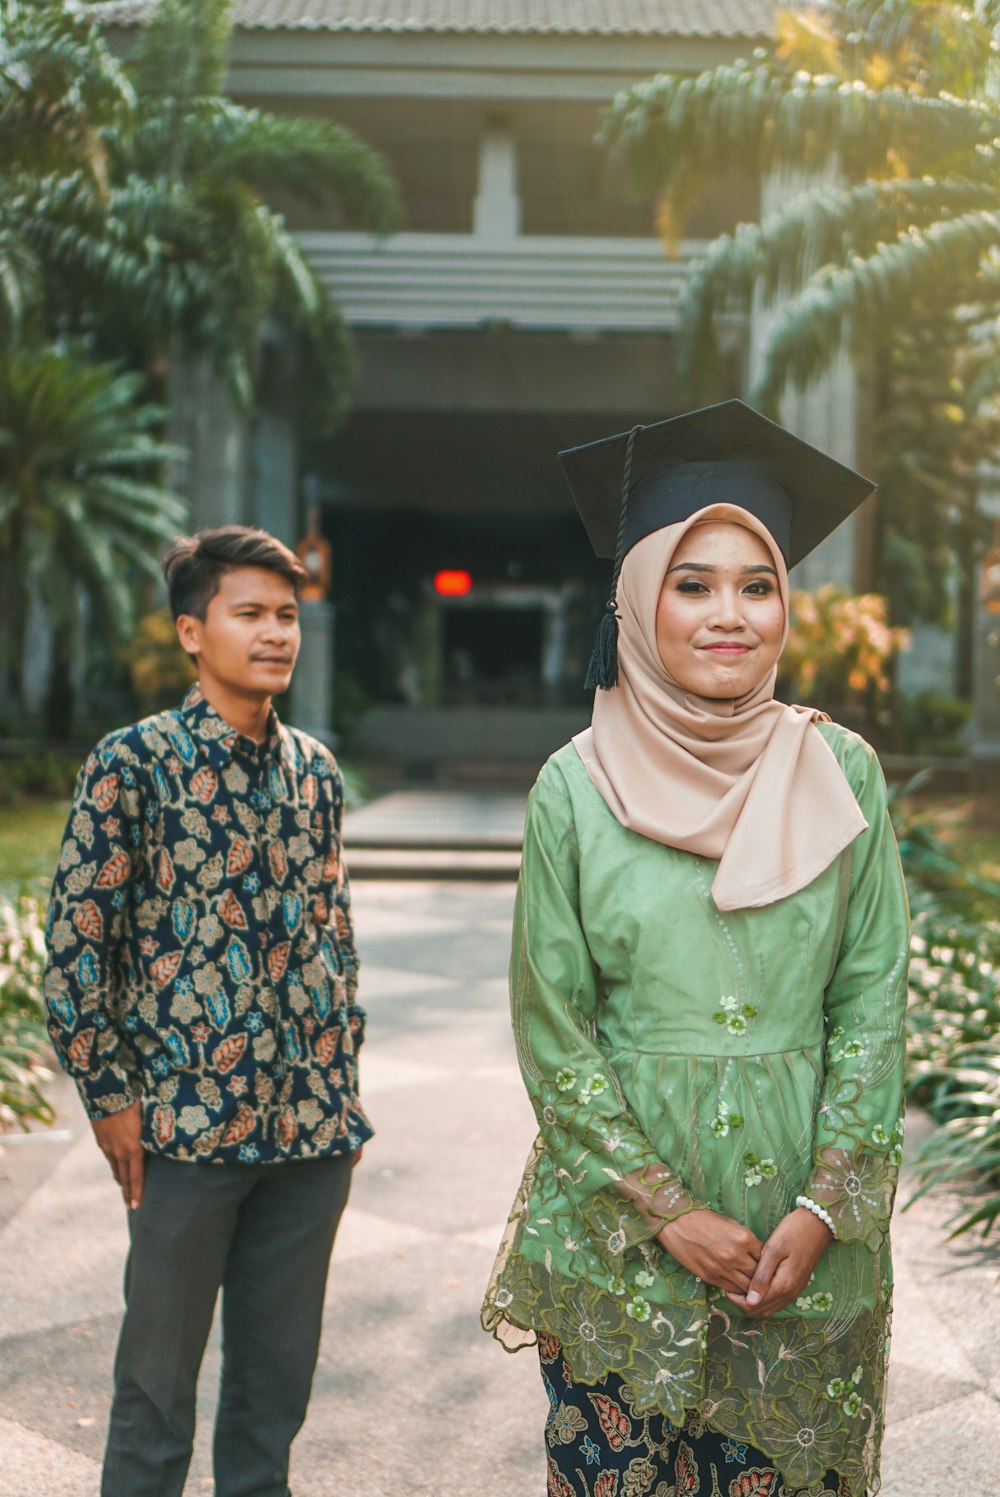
[779,587,910,710]
[124,608,197,711]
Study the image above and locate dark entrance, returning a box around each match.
[441,603,545,705]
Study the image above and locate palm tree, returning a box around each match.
[0,345,187,735]
[0,0,400,734]
[603,0,1000,408]
[600,0,1000,691]
[0,0,136,341]
[2,0,400,425]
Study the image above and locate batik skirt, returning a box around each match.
[539,1335,849,1497]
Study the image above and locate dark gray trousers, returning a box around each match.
[101,1151,353,1497]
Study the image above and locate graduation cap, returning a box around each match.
[558,399,876,690]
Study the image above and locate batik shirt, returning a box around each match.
[44,685,371,1166]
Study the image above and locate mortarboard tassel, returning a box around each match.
[584,600,620,691]
[584,423,642,691]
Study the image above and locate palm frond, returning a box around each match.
[603,61,1000,195]
[676,177,1000,387]
[0,225,42,343]
[128,0,232,114]
[5,0,400,436]
[0,2,134,179]
[128,102,401,233]
[750,208,1000,410]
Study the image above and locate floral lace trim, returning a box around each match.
[806,1137,901,1251]
[483,1249,891,1497]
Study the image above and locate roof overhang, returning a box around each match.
[93,1,776,100]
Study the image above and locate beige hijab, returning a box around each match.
[573,503,868,910]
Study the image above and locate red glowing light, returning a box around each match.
[434,570,473,596]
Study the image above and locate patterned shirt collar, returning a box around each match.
[177,683,297,771]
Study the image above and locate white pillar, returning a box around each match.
[168,354,250,529]
[473,122,520,244]
[252,409,298,546]
[290,599,335,746]
[748,170,860,591]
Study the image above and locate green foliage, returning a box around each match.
[0,0,134,177]
[870,304,999,673]
[1,0,400,428]
[127,0,233,107]
[0,894,55,1131]
[602,0,1000,645]
[905,907,1000,1238]
[0,797,77,900]
[603,1,1000,409]
[0,342,188,732]
[894,690,972,756]
[890,776,1000,909]
[0,752,79,807]
[0,343,186,635]
[890,782,1000,1238]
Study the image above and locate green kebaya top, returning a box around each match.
[482,723,909,1497]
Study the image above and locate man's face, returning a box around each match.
[176,567,301,701]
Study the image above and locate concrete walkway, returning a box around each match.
[1,873,998,1494]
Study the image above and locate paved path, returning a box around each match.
[1,877,998,1494]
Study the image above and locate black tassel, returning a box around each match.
[584,422,641,694]
[585,602,620,691]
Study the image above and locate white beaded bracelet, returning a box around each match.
[795,1195,837,1237]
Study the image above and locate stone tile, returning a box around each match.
[0,1417,101,1497]
[880,1391,1000,1493]
[887,1227,982,1396]
[354,964,462,1000]
[0,1133,126,1340]
[0,1317,119,1466]
[355,1051,453,1096]
[332,1206,445,1263]
[352,905,472,938]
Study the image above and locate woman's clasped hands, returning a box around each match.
[656,1206,832,1317]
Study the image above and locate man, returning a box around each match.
[43,525,370,1497]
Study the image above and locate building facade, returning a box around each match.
[108,0,872,767]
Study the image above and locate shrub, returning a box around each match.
[0,752,80,806]
[779,586,909,717]
[0,895,55,1131]
[124,608,196,712]
[895,690,972,758]
[892,787,1000,1238]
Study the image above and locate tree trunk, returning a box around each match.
[44,618,77,740]
[954,484,984,703]
[2,516,29,713]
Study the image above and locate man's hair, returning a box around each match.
[162,526,308,620]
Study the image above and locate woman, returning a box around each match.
[482,401,909,1497]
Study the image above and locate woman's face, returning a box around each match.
[654,521,785,698]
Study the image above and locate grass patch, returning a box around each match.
[0,798,70,898]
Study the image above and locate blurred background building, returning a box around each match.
[99,0,888,769]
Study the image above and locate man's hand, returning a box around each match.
[351,1145,364,1168]
[657,1208,763,1296]
[726,1207,833,1317]
[91,1101,145,1210]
